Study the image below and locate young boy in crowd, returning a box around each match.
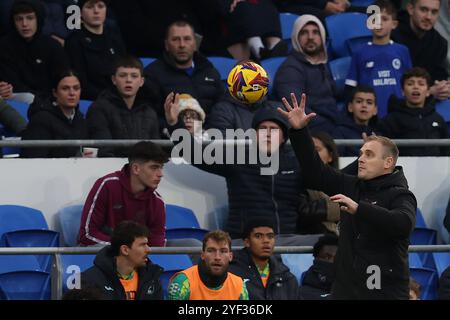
[379,67,450,156]
[333,85,379,156]
[86,55,160,157]
[345,0,412,117]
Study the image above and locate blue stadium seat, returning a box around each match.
[416,208,427,228]
[5,100,29,120]
[4,229,59,272]
[212,204,229,230]
[0,255,41,274]
[411,227,437,270]
[351,0,375,5]
[140,57,156,68]
[328,56,352,95]
[279,13,300,44]
[166,204,201,229]
[281,253,314,285]
[165,228,209,241]
[0,271,51,300]
[409,252,423,268]
[325,13,372,57]
[432,252,450,277]
[207,56,236,82]
[60,254,95,293]
[57,204,83,246]
[78,100,93,117]
[435,99,450,134]
[0,205,49,246]
[150,254,193,299]
[410,267,438,300]
[260,57,286,98]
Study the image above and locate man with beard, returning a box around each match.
[392,0,449,101]
[273,14,339,136]
[167,230,249,300]
[229,218,298,300]
[81,221,163,300]
[143,20,223,120]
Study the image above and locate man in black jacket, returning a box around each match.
[87,55,160,157]
[229,218,298,300]
[298,233,338,300]
[278,93,417,299]
[81,221,163,300]
[143,20,223,118]
[392,0,449,101]
[0,0,69,98]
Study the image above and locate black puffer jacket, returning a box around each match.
[81,246,163,300]
[290,127,416,300]
[273,51,339,135]
[0,0,69,97]
[86,87,160,157]
[298,259,335,300]
[378,96,450,156]
[21,98,88,158]
[182,106,304,238]
[143,51,223,116]
[65,24,126,100]
[392,10,448,82]
[229,248,298,300]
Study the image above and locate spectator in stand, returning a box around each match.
[143,20,222,120]
[21,69,88,158]
[297,131,341,236]
[274,15,339,135]
[65,0,126,100]
[434,0,450,80]
[392,0,450,101]
[0,0,69,99]
[229,218,298,300]
[87,55,159,157]
[333,86,380,157]
[81,221,163,300]
[378,67,450,156]
[77,141,168,247]
[345,0,412,118]
[218,0,288,61]
[298,233,338,300]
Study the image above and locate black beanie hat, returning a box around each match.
[77,0,109,9]
[251,105,289,141]
[242,217,276,240]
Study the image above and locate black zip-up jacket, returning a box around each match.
[290,127,416,300]
[81,246,163,300]
[143,51,223,116]
[86,87,160,157]
[187,142,303,239]
[378,96,450,156]
[65,24,126,100]
[298,259,335,300]
[229,248,298,300]
[21,98,88,158]
[0,0,69,98]
[392,10,448,82]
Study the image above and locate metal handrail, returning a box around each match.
[3,139,450,148]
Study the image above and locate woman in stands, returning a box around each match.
[21,70,88,158]
[65,0,126,100]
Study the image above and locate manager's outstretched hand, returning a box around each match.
[277,93,316,130]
